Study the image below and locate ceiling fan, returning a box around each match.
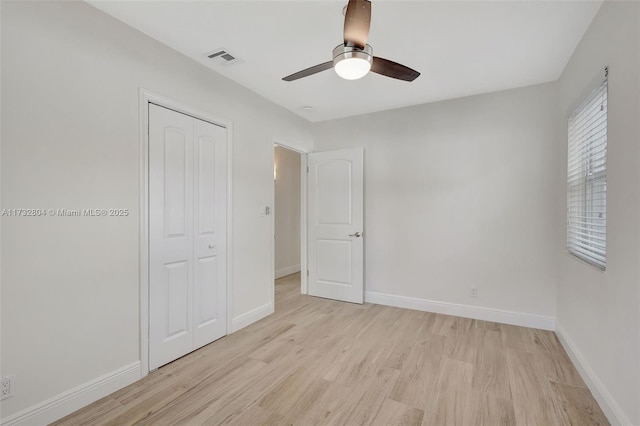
[282,0,420,82]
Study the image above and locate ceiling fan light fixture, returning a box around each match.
[335,57,371,80]
[333,44,373,80]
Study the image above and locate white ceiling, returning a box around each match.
[87,1,602,122]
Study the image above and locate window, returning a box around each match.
[567,76,607,269]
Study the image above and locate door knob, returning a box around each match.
[349,232,362,238]
[208,244,215,249]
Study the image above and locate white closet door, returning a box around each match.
[193,119,227,349]
[149,104,227,370]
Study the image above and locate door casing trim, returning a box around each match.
[138,88,233,376]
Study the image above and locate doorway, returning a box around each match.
[274,145,304,303]
[139,90,233,375]
[272,145,365,306]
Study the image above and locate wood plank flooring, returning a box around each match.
[55,273,608,425]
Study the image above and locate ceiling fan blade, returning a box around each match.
[371,57,420,82]
[282,61,333,81]
[344,0,371,49]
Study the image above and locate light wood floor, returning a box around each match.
[55,273,608,425]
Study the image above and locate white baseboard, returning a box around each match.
[1,361,141,426]
[275,264,301,279]
[230,302,274,333]
[555,323,632,426]
[364,291,555,330]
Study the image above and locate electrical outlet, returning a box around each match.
[470,287,478,298]
[1,376,15,400]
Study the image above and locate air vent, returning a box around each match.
[205,48,244,67]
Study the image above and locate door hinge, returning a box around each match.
[307,270,309,276]
[307,166,309,173]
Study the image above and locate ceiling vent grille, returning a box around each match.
[205,48,244,67]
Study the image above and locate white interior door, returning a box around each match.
[149,104,227,370]
[308,148,364,303]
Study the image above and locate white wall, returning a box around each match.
[554,2,640,424]
[312,83,558,325]
[0,0,312,420]
[274,146,301,278]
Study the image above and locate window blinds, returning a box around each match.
[567,77,607,269]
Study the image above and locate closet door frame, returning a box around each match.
[138,89,233,376]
